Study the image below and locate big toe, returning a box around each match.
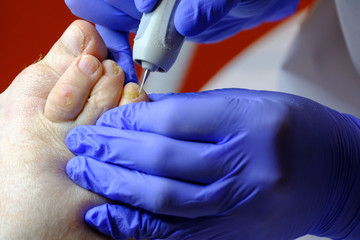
[43,20,107,76]
[13,20,107,101]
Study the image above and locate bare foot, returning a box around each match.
[0,20,147,239]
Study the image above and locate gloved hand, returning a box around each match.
[65,0,300,82]
[66,89,360,240]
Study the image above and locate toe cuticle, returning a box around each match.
[78,55,100,76]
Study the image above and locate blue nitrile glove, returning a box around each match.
[65,0,300,82]
[66,89,360,240]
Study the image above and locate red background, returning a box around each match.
[0,1,314,93]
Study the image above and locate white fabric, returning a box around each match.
[335,0,360,76]
[279,0,360,118]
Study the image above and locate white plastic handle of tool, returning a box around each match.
[133,0,185,72]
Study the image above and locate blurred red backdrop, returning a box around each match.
[0,0,315,93]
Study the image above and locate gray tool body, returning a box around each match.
[133,0,185,91]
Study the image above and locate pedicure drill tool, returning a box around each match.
[134,0,185,94]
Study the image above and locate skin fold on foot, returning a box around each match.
[0,20,148,239]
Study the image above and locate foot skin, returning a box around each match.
[0,20,147,239]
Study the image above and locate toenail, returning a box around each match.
[78,55,100,75]
[104,61,121,76]
[125,92,139,100]
[111,62,121,75]
[62,25,85,56]
[124,85,140,100]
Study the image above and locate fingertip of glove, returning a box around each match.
[86,204,117,238]
[66,128,86,153]
[135,0,157,13]
[85,206,102,227]
[66,130,76,151]
[174,2,208,38]
[66,157,81,180]
[66,156,93,186]
[174,10,198,37]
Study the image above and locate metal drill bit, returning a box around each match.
[139,69,151,94]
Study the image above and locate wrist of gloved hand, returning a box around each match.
[311,112,360,239]
[313,113,360,239]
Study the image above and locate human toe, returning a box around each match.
[43,20,107,76]
[119,82,149,106]
[45,55,103,122]
[76,60,124,125]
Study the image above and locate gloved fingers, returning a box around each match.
[66,157,223,218]
[147,92,175,101]
[174,0,240,37]
[96,25,138,83]
[104,0,142,19]
[174,0,283,42]
[65,0,139,32]
[228,0,274,18]
[134,0,158,13]
[185,15,249,43]
[96,93,239,142]
[85,204,192,239]
[66,126,226,183]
